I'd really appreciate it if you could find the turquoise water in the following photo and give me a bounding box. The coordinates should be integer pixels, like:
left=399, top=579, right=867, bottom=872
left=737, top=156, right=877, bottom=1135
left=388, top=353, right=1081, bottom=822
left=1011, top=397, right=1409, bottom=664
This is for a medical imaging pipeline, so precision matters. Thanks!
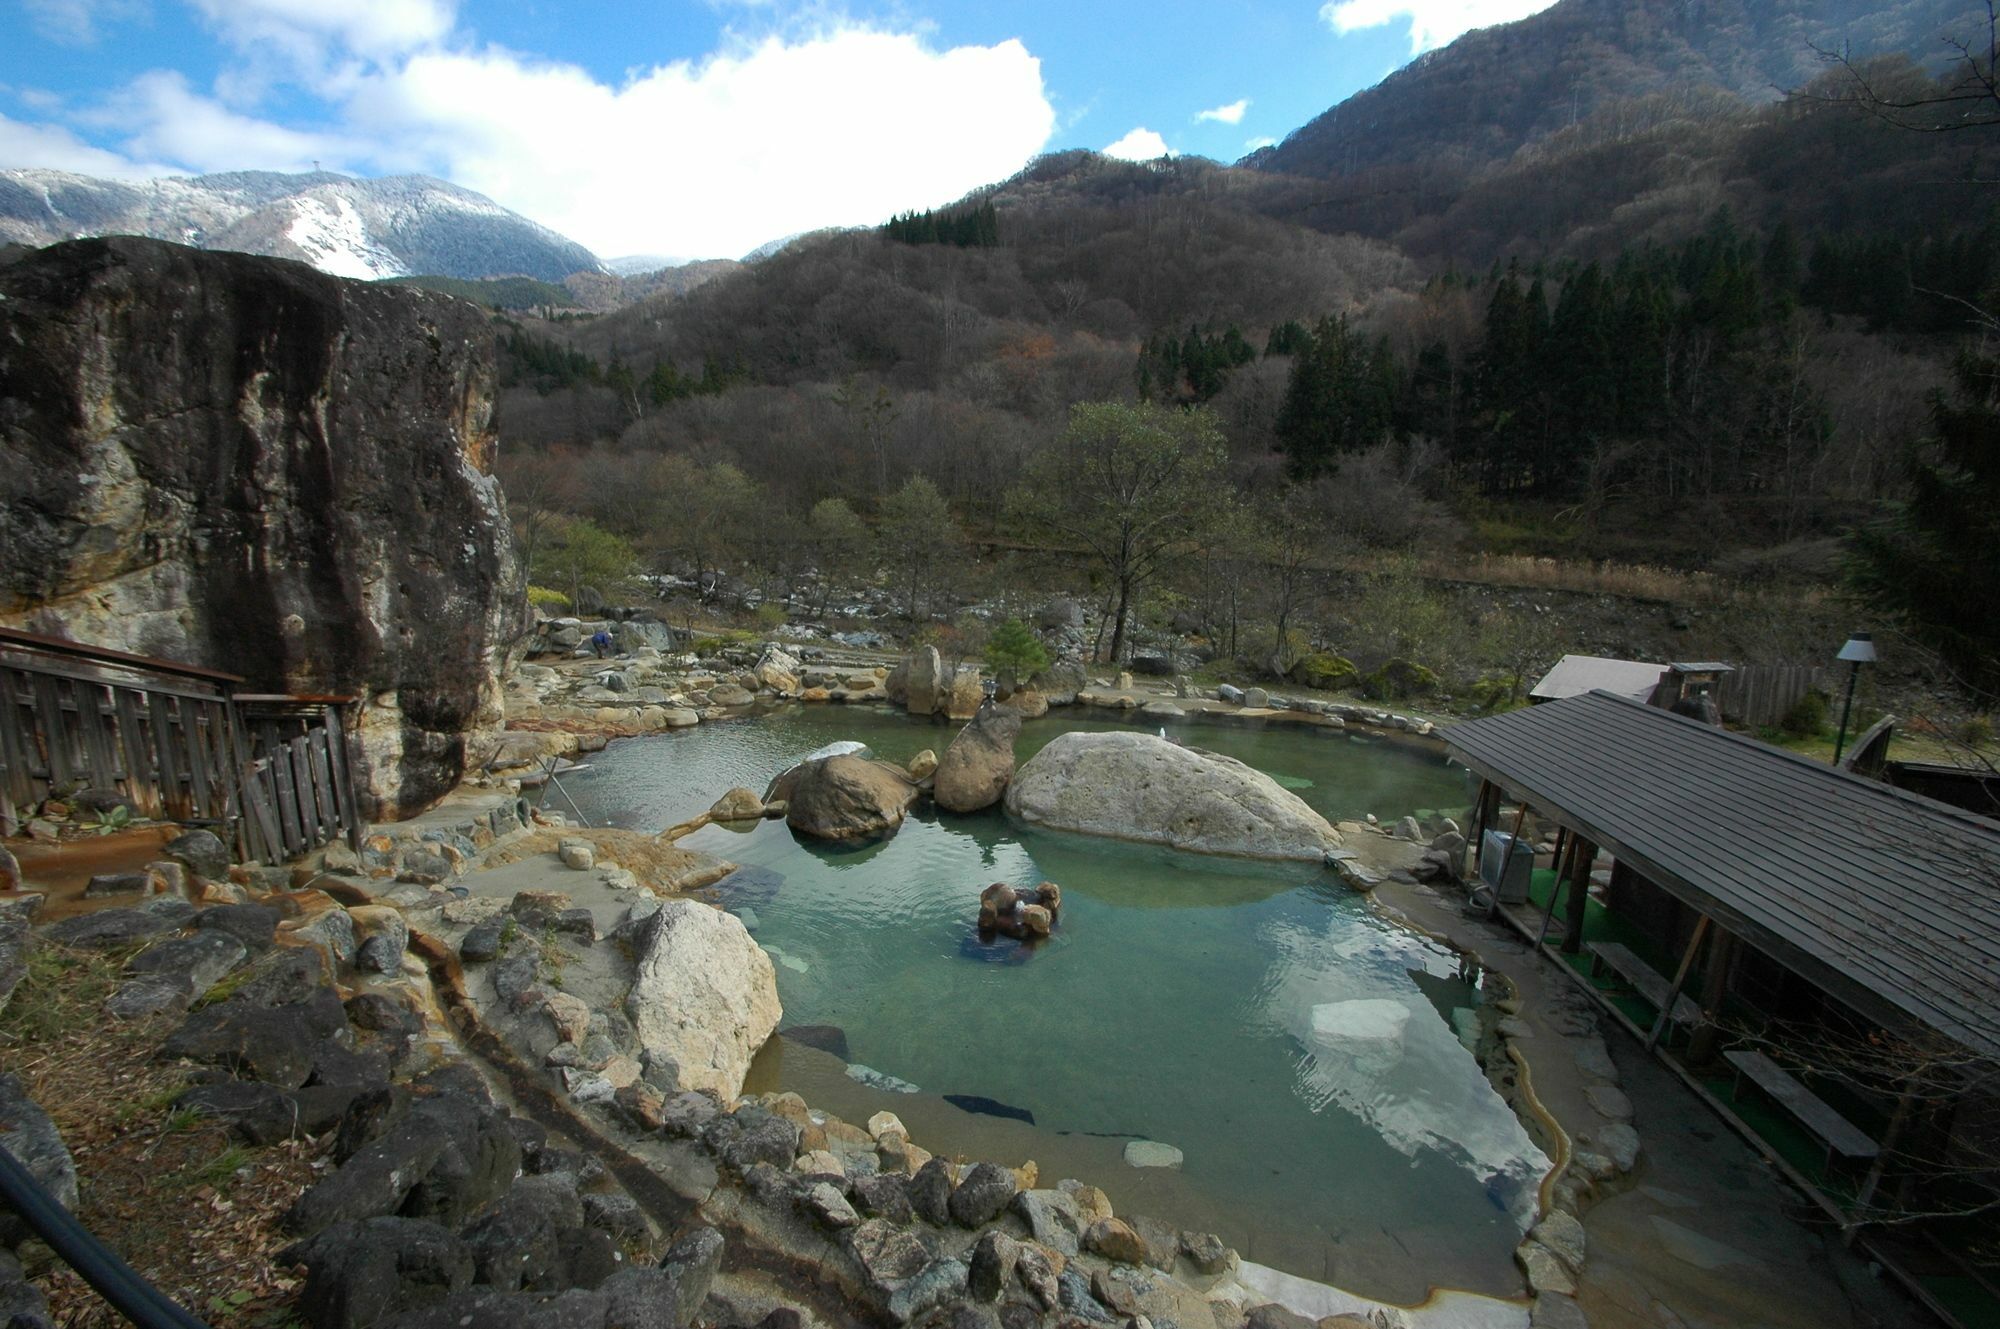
left=564, top=706, right=1548, bottom=1302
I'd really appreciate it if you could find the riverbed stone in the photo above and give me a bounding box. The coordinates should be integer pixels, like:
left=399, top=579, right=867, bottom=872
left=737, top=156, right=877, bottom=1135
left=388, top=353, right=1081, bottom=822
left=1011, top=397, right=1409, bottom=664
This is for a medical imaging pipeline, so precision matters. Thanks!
left=1122, top=1140, right=1183, bottom=1169
left=908, top=1156, right=955, bottom=1226
left=710, top=788, right=767, bottom=821
left=1014, top=1190, right=1082, bottom=1255
left=1530, top=1210, right=1587, bottom=1273
left=1586, top=1084, right=1634, bottom=1121
left=1007, top=731, right=1341, bottom=861
left=934, top=706, right=1022, bottom=814
left=769, top=756, right=920, bottom=841
left=1181, top=1231, right=1232, bottom=1275
left=1516, top=1240, right=1577, bottom=1296
left=804, top=1181, right=861, bottom=1230
left=1083, top=1218, right=1148, bottom=1265
left=626, top=900, right=780, bottom=1100
left=948, top=1161, right=1018, bottom=1227
left=0, top=1073, right=76, bottom=1245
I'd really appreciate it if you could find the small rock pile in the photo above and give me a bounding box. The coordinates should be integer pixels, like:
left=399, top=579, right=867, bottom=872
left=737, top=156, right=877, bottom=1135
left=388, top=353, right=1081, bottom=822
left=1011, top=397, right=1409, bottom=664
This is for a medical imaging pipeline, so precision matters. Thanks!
left=976, top=882, right=1063, bottom=941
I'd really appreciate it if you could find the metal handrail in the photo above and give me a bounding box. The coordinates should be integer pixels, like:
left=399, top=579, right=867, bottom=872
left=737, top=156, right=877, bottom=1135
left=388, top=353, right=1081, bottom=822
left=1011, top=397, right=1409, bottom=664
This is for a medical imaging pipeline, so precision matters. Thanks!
left=0, top=1142, right=212, bottom=1329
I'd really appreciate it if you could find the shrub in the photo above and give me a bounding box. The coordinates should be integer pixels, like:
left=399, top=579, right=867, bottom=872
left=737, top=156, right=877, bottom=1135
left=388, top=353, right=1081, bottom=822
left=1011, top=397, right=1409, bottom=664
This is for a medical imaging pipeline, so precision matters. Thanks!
left=1779, top=689, right=1830, bottom=739
left=1469, top=674, right=1529, bottom=713
left=1959, top=713, right=1995, bottom=748
left=753, top=602, right=787, bottom=631
left=1294, top=652, right=1359, bottom=691
left=526, top=585, right=570, bottom=610
left=1362, top=657, right=1439, bottom=701
left=985, top=619, right=1050, bottom=681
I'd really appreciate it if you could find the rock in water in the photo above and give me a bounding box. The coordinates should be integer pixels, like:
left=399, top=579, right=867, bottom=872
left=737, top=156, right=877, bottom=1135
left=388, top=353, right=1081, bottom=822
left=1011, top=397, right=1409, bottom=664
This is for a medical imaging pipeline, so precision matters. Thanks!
left=626, top=900, right=781, bottom=1100
left=903, top=647, right=946, bottom=716
left=1003, top=731, right=1343, bottom=861
left=768, top=756, right=920, bottom=841
left=934, top=705, right=1023, bottom=814
left=0, top=237, right=525, bottom=820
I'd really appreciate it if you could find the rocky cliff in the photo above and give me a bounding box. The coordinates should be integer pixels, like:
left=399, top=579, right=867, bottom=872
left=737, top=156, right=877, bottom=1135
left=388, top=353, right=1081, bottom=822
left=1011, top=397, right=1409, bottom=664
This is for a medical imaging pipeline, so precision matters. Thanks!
left=0, top=236, right=526, bottom=819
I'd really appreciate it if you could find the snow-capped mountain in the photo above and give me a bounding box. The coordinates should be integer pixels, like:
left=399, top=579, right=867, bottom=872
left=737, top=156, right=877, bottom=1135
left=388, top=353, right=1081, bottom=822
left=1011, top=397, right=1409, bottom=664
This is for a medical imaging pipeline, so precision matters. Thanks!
left=0, top=169, right=602, bottom=281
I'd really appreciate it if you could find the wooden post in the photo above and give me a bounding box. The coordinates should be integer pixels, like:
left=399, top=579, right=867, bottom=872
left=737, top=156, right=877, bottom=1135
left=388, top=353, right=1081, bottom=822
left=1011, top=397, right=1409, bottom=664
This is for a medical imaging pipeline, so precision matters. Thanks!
left=1852, top=1080, right=1918, bottom=1224
left=1686, top=929, right=1737, bottom=1062
left=1470, top=779, right=1494, bottom=879
left=1646, top=914, right=1711, bottom=1049
left=1560, top=837, right=1594, bottom=955
left=1536, top=833, right=1578, bottom=948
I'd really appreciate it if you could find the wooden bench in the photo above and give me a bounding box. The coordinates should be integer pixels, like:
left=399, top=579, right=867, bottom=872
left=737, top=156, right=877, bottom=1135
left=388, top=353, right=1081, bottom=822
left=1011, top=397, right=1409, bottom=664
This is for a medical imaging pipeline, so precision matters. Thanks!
left=1724, top=1049, right=1879, bottom=1170
left=1586, top=941, right=1701, bottom=1033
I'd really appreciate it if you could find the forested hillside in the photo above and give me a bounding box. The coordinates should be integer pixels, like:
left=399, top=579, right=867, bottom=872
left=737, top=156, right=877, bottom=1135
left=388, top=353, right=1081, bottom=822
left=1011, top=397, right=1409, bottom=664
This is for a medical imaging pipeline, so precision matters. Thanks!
left=489, top=0, right=2000, bottom=705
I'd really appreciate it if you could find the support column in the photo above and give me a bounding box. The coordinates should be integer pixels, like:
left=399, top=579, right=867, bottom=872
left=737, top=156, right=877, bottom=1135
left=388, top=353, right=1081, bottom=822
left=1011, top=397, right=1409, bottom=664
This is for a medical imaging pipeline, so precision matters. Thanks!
left=1560, top=837, right=1595, bottom=954
left=1685, top=929, right=1737, bottom=1063
left=1647, top=914, right=1711, bottom=1050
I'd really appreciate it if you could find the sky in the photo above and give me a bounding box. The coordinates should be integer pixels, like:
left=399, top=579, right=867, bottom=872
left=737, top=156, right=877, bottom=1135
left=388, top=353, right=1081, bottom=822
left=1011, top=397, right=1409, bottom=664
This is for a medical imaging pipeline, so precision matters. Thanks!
left=0, top=0, right=1559, bottom=261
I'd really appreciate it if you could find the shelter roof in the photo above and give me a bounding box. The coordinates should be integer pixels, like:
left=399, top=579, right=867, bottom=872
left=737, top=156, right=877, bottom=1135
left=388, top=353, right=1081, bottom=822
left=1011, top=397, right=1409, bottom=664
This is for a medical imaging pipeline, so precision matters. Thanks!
left=1528, top=654, right=1668, bottom=704
left=1445, top=691, right=2000, bottom=1059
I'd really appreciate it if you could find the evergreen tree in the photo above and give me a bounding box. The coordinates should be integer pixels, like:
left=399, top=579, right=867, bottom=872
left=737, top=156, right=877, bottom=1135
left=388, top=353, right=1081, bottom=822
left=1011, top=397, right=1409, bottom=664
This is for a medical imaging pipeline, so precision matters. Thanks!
left=1849, top=349, right=2000, bottom=697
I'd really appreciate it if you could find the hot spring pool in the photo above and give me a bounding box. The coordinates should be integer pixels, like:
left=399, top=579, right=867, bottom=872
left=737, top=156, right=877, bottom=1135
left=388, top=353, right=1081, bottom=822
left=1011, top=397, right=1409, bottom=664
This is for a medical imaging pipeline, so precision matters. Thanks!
left=562, top=705, right=1550, bottom=1303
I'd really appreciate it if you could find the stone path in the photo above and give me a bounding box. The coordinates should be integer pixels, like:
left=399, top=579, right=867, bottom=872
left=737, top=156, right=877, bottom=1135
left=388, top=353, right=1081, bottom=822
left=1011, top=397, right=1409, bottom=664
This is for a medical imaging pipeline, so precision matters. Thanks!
left=1373, top=880, right=1923, bottom=1329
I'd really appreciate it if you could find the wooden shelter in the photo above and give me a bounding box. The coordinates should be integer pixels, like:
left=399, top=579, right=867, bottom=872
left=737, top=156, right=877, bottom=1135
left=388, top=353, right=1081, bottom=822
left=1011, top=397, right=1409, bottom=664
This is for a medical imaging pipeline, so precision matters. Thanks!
left=1444, top=691, right=2000, bottom=1322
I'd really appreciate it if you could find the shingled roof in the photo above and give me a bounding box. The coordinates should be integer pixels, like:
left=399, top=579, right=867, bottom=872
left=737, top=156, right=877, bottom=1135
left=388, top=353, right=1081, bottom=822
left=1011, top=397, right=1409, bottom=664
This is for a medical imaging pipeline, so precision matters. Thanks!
left=1445, top=691, right=2000, bottom=1060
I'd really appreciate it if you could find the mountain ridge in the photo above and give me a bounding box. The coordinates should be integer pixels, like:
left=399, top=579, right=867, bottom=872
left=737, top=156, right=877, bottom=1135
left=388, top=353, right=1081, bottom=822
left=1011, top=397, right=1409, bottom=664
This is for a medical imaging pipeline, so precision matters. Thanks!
left=0, top=168, right=603, bottom=283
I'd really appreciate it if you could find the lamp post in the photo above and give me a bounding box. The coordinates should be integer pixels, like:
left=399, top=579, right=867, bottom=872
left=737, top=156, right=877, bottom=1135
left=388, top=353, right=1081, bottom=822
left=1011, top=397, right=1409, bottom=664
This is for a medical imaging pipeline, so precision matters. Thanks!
left=1832, top=632, right=1877, bottom=763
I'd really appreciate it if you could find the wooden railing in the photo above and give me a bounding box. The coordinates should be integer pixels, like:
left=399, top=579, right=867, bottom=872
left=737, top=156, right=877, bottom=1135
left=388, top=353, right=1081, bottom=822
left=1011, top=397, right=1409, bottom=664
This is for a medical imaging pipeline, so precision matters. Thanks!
left=0, top=627, right=364, bottom=861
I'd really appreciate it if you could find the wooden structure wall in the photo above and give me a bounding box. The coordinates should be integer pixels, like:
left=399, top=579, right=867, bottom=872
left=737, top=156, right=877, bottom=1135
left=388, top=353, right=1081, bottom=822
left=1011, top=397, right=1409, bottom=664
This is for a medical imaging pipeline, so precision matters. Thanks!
left=0, top=627, right=364, bottom=861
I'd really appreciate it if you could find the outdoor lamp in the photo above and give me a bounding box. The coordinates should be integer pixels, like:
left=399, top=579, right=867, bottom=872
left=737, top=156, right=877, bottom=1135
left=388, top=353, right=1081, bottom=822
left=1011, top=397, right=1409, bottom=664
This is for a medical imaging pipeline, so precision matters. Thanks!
left=1832, top=632, right=1877, bottom=762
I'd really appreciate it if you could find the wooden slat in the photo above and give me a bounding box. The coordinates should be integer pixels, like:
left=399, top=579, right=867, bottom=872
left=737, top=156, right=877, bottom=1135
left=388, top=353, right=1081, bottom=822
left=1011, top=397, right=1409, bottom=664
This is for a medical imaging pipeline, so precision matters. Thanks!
left=147, top=693, right=187, bottom=820
left=31, top=674, right=73, bottom=787
left=287, top=735, right=321, bottom=846
left=327, top=705, right=367, bottom=849
left=241, top=762, right=283, bottom=863
left=265, top=727, right=302, bottom=857
left=113, top=689, right=158, bottom=818
left=185, top=702, right=217, bottom=815
left=0, top=667, right=38, bottom=807
left=308, top=728, right=339, bottom=840
left=77, top=682, right=122, bottom=794
left=0, top=624, right=243, bottom=684
left=0, top=654, right=229, bottom=706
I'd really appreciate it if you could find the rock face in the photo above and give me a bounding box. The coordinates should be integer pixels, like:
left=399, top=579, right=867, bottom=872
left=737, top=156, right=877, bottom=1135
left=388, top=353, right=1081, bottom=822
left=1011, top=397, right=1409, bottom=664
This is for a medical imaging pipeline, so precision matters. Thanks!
left=768, top=756, right=920, bottom=841
left=625, top=899, right=781, bottom=1100
left=1004, top=731, right=1342, bottom=861
left=933, top=705, right=1022, bottom=814
left=0, top=237, right=525, bottom=819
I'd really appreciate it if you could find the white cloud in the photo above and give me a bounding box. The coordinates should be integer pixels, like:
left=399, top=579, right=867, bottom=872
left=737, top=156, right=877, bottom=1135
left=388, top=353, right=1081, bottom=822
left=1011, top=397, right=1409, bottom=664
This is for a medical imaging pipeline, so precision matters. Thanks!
left=22, top=0, right=148, bottom=46
left=98, top=71, right=358, bottom=173
left=344, top=28, right=1055, bottom=256
left=1320, top=0, right=1557, bottom=54
left=0, top=111, right=172, bottom=177
left=1195, top=98, right=1248, bottom=125
left=1244, top=135, right=1277, bottom=150
left=187, top=0, right=456, bottom=64
left=5, top=16, right=1054, bottom=259
left=1102, top=127, right=1171, bottom=161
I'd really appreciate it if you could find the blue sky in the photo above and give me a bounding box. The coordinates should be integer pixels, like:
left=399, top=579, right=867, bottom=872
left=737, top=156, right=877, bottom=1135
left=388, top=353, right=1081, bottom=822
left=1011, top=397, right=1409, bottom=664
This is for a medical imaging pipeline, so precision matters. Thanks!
left=0, top=0, right=1556, bottom=259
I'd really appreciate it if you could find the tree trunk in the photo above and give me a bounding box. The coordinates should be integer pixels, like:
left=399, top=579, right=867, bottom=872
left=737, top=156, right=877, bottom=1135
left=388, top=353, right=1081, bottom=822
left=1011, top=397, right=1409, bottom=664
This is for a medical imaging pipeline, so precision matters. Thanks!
left=1108, top=578, right=1134, bottom=665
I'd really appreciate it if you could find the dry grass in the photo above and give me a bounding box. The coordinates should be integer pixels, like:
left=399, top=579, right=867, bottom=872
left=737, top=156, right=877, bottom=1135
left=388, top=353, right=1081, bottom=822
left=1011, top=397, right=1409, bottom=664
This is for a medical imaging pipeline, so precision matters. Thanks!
left=1417, top=551, right=1735, bottom=603
left=0, top=943, right=319, bottom=1328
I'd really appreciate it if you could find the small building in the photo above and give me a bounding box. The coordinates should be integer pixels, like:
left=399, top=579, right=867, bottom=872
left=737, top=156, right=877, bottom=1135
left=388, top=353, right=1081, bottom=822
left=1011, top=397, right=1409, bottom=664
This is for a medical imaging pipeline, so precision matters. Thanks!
left=1527, top=654, right=1668, bottom=706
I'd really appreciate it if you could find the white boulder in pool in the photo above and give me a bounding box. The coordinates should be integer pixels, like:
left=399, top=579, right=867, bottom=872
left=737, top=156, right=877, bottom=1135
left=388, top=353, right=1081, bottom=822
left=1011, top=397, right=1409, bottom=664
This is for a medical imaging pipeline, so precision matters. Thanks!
left=1003, top=731, right=1342, bottom=861
left=805, top=739, right=869, bottom=761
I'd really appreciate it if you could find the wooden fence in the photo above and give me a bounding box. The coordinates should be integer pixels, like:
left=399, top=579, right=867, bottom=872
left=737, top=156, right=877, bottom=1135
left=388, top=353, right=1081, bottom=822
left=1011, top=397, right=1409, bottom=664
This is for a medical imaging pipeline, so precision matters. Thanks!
left=0, top=627, right=363, bottom=861
left=1715, top=664, right=1824, bottom=729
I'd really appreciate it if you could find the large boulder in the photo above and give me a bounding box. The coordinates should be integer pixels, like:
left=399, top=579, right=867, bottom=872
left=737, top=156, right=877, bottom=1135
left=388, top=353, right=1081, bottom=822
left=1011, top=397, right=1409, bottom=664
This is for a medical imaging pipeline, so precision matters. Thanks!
left=933, top=706, right=1022, bottom=814
left=625, top=900, right=780, bottom=1100
left=903, top=647, right=946, bottom=716
left=768, top=756, right=919, bottom=841
left=1004, top=731, right=1342, bottom=861
left=0, top=237, right=526, bottom=820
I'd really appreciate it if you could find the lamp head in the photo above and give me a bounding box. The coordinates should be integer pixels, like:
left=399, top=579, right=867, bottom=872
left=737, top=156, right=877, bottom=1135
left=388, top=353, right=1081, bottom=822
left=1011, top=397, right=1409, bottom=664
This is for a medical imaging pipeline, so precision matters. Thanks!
left=1837, top=632, right=1877, bottom=664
